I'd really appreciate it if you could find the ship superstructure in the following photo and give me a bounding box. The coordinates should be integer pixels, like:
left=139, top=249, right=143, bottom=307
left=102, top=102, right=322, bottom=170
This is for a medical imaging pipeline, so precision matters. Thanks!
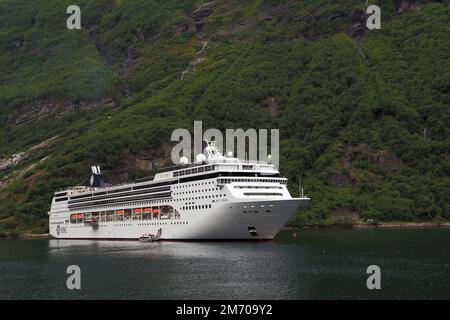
left=49, top=141, right=309, bottom=240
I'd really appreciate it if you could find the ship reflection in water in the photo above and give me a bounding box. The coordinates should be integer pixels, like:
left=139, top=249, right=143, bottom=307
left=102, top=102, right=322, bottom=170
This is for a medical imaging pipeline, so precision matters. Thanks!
left=1, top=229, right=450, bottom=299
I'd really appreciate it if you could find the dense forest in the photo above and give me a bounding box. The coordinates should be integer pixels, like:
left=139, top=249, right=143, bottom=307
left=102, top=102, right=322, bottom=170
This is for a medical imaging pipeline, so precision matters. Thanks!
left=0, top=0, right=449, bottom=236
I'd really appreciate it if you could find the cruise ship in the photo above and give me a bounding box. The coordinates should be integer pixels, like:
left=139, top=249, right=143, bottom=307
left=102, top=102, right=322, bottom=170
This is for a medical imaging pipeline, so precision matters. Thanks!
left=48, top=141, right=310, bottom=240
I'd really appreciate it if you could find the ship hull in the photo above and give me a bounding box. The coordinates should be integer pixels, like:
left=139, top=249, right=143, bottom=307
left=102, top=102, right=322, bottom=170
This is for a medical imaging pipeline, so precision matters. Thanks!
left=50, top=199, right=308, bottom=240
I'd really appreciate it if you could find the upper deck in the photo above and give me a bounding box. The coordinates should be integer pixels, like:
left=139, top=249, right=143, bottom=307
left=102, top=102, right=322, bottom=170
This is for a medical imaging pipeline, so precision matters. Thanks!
left=53, top=140, right=280, bottom=200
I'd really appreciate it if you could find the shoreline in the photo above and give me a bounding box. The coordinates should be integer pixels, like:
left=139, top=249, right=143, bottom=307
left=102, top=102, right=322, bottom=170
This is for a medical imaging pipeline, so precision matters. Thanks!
left=1, top=222, right=449, bottom=240
left=0, top=233, right=50, bottom=240
left=285, top=221, right=450, bottom=230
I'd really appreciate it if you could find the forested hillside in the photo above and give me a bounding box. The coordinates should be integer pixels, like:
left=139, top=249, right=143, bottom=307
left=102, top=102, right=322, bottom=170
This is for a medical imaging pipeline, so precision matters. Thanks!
left=0, top=0, right=449, bottom=236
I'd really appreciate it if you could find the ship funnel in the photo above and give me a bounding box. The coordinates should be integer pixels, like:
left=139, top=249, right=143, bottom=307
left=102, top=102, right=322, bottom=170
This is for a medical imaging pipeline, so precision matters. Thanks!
left=87, top=165, right=110, bottom=188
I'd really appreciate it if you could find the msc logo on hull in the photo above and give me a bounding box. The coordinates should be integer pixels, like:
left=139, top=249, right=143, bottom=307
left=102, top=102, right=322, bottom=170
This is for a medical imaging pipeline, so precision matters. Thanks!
left=56, top=225, right=67, bottom=236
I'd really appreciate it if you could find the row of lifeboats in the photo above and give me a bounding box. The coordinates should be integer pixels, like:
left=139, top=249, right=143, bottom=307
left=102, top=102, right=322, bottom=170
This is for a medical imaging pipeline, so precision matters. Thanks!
left=115, top=208, right=160, bottom=215
left=70, top=208, right=161, bottom=220
left=71, top=213, right=85, bottom=219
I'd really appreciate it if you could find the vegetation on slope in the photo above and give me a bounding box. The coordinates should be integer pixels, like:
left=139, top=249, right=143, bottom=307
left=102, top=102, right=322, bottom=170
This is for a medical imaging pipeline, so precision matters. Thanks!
left=0, top=0, right=449, bottom=236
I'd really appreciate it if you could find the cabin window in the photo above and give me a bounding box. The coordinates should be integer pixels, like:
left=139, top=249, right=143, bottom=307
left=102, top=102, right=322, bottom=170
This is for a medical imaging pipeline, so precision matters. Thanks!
left=55, top=192, right=67, bottom=197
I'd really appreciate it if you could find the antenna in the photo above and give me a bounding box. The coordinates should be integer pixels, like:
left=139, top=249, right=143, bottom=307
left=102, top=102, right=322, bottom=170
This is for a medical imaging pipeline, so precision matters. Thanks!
left=298, top=176, right=304, bottom=198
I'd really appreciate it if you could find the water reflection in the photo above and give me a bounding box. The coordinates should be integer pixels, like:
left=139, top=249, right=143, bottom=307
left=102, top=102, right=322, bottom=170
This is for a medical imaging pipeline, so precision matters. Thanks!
left=1, top=229, right=450, bottom=299
left=48, top=239, right=272, bottom=259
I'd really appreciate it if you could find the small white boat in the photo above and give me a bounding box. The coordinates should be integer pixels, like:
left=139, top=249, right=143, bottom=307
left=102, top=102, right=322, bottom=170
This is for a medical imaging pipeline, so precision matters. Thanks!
left=139, top=228, right=162, bottom=242
left=139, top=234, right=156, bottom=242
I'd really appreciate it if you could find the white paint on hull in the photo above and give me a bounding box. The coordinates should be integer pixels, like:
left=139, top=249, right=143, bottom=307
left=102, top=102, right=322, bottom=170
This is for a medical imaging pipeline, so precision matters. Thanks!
left=50, top=199, right=308, bottom=240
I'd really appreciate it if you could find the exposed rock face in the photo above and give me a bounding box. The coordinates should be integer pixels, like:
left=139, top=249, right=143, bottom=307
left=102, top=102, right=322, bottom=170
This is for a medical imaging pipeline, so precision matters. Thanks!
left=170, top=22, right=196, bottom=36
left=135, top=143, right=173, bottom=171
left=181, top=56, right=206, bottom=80
left=126, top=47, right=140, bottom=61
left=135, top=157, right=166, bottom=172
left=327, top=172, right=355, bottom=185
left=370, top=150, right=403, bottom=171
left=181, top=42, right=208, bottom=80
left=104, top=144, right=172, bottom=184
left=265, top=97, right=280, bottom=117
left=291, top=10, right=347, bottom=24
left=85, top=0, right=118, bottom=63
left=291, top=15, right=317, bottom=23
left=191, top=1, right=215, bottom=32
left=218, top=19, right=251, bottom=37
left=394, top=0, right=423, bottom=14
left=179, top=2, right=215, bottom=79
left=0, top=136, right=57, bottom=172
left=4, top=99, right=115, bottom=126
left=0, top=153, right=24, bottom=171
left=349, top=9, right=366, bottom=38
left=347, top=144, right=403, bottom=172
left=191, top=57, right=206, bottom=67
left=327, top=11, right=347, bottom=21
left=0, top=156, right=49, bottom=190
left=260, top=0, right=298, bottom=22
left=117, top=47, right=141, bottom=76
left=332, top=207, right=360, bottom=220
left=307, top=145, right=402, bottom=188
left=340, top=153, right=357, bottom=182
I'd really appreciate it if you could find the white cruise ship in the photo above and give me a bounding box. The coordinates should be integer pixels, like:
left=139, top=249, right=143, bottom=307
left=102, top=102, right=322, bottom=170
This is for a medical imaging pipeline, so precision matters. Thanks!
left=48, top=141, right=309, bottom=240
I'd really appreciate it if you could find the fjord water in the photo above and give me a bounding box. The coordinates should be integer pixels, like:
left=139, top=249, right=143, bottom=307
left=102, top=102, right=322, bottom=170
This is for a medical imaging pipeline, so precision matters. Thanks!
left=0, top=229, right=449, bottom=299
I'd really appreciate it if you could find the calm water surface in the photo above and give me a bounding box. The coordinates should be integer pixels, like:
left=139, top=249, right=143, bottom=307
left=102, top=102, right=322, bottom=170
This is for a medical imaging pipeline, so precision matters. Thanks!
left=0, top=229, right=449, bottom=299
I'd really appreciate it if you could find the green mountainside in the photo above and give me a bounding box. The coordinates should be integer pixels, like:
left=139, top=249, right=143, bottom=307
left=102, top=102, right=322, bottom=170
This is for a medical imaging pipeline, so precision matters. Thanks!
left=0, top=0, right=449, bottom=236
